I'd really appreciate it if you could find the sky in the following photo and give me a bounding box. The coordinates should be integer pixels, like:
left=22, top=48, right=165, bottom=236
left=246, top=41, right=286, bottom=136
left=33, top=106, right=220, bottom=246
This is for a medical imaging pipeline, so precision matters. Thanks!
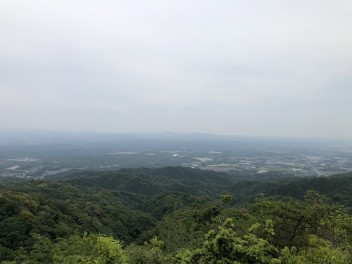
left=0, top=0, right=351, bottom=139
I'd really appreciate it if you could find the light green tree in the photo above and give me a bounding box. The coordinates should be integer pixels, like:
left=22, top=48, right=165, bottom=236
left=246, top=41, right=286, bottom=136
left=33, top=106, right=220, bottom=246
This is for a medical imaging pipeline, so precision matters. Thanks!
left=20, top=234, right=126, bottom=264
left=180, top=218, right=281, bottom=264
left=125, top=236, right=171, bottom=264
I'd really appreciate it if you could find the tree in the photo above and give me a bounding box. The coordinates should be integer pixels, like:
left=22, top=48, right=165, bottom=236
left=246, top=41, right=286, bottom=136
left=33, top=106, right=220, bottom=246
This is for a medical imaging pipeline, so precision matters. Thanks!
left=20, top=234, right=126, bottom=264
left=125, top=236, right=170, bottom=264
left=221, top=195, right=233, bottom=206
left=280, top=235, right=351, bottom=264
left=184, top=218, right=280, bottom=264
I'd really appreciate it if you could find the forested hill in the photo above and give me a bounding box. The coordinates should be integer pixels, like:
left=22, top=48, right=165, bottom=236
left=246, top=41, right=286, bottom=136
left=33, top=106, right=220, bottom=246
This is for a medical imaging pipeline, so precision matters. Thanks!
left=267, top=172, right=352, bottom=206
left=58, top=167, right=352, bottom=207
left=61, top=167, right=234, bottom=196
left=1, top=167, right=352, bottom=263
left=227, top=171, right=352, bottom=207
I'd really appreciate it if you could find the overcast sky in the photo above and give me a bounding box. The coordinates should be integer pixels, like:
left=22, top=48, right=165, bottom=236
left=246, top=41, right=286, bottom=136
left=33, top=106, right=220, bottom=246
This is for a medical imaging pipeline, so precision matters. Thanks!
left=0, top=0, right=351, bottom=139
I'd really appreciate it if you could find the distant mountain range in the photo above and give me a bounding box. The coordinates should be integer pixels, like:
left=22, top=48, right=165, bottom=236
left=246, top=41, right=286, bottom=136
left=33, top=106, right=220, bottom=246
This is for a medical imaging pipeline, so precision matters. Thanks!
left=1, top=128, right=351, bottom=149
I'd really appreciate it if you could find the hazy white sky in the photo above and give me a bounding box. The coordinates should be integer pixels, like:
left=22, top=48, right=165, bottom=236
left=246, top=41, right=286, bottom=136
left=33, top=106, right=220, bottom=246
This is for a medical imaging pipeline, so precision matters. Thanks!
left=0, top=0, right=351, bottom=138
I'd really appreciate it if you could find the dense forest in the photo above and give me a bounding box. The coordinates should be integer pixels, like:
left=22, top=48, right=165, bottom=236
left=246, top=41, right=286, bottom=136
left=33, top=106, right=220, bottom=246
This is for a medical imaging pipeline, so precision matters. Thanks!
left=1, top=167, right=351, bottom=263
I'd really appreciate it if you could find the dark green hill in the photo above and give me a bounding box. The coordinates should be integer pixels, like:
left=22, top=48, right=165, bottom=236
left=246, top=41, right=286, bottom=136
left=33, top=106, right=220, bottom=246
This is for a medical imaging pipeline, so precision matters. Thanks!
left=0, top=181, right=156, bottom=260
left=63, top=166, right=234, bottom=196
left=1, top=167, right=352, bottom=263
left=267, top=172, right=352, bottom=207
left=227, top=172, right=352, bottom=207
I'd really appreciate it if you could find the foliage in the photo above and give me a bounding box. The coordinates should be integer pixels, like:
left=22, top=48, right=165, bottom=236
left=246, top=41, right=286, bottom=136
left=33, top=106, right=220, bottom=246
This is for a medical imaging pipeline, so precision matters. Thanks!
left=186, top=218, right=281, bottom=264
left=125, top=236, right=171, bottom=264
left=0, top=181, right=155, bottom=261
left=17, top=234, right=126, bottom=264
left=280, top=235, right=352, bottom=264
left=0, top=167, right=351, bottom=263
